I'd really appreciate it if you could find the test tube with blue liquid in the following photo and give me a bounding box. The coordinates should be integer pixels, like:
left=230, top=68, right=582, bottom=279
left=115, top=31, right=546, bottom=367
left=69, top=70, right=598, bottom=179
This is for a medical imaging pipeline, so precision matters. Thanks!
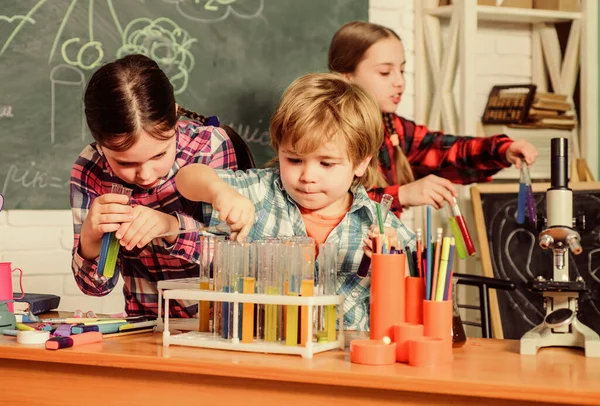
left=517, top=160, right=536, bottom=225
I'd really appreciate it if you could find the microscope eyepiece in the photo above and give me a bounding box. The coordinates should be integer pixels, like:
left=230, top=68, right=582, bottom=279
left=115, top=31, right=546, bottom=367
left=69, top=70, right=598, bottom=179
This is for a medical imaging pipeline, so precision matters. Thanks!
left=550, top=138, right=568, bottom=189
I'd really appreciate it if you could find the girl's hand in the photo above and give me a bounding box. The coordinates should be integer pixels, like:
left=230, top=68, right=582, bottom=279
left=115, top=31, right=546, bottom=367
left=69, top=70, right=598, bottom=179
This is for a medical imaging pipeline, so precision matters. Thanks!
left=397, top=175, right=458, bottom=209
left=506, top=139, right=538, bottom=169
left=81, top=193, right=133, bottom=242
left=212, top=185, right=255, bottom=241
left=116, top=206, right=178, bottom=250
left=362, top=226, right=399, bottom=258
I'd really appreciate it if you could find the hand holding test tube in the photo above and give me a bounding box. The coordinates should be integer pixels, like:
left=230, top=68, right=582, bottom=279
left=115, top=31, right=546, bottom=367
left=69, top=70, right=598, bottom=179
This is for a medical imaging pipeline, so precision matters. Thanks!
left=517, top=159, right=536, bottom=225
left=446, top=197, right=475, bottom=258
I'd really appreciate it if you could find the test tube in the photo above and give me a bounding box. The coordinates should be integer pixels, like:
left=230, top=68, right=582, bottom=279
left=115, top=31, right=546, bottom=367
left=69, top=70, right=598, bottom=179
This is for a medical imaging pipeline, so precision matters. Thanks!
left=212, top=238, right=224, bottom=338
left=318, top=242, right=338, bottom=343
left=300, top=242, right=315, bottom=347
left=198, top=235, right=212, bottom=332
left=285, top=243, right=301, bottom=346
left=447, top=197, right=475, bottom=257
left=356, top=194, right=394, bottom=277
left=98, top=184, right=132, bottom=278
left=238, top=242, right=256, bottom=343
left=255, top=241, right=267, bottom=340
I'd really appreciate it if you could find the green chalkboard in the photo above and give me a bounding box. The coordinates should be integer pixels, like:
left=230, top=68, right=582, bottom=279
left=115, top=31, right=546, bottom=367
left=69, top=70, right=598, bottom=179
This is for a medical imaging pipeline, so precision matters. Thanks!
left=0, top=0, right=367, bottom=209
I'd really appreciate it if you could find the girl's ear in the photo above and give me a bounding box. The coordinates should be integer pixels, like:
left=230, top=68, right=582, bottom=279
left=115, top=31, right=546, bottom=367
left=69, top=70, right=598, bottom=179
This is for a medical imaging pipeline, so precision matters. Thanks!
left=341, top=72, right=354, bottom=82
left=175, top=103, right=179, bottom=114
left=354, top=156, right=372, bottom=177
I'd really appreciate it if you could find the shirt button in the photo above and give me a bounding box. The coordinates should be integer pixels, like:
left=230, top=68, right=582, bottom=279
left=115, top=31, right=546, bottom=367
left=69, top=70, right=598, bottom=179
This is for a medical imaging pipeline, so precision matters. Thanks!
left=351, top=291, right=359, bottom=298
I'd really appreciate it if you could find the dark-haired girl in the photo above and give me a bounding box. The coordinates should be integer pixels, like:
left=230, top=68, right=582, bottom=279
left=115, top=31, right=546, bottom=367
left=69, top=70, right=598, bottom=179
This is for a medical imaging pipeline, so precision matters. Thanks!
left=70, top=54, right=237, bottom=317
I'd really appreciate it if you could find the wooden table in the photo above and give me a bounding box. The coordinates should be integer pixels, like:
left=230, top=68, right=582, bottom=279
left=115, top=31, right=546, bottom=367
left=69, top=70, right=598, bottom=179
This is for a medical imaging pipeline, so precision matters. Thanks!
left=1, top=332, right=599, bottom=406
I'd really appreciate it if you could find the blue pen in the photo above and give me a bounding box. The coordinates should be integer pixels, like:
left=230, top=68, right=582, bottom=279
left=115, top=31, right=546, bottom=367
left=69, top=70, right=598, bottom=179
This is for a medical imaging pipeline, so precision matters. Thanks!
left=425, top=206, right=432, bottom=300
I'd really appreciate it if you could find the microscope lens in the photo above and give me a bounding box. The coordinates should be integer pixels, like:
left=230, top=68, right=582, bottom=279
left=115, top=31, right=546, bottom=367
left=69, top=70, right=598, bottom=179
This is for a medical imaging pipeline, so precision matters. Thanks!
left=550, top=138, right=568, bottom=189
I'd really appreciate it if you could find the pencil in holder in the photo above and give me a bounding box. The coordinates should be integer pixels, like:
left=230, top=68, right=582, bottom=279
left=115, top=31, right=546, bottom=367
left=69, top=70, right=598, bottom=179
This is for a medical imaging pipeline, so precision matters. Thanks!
left=393, top=322, right=424, bottom=363
left=405, top=276, right=424, bottom=324
left=423, top=299, right=453, bottom=362
left=369, top=253, right=405, bottom=341
left=408, top=336, right=450, bottom=368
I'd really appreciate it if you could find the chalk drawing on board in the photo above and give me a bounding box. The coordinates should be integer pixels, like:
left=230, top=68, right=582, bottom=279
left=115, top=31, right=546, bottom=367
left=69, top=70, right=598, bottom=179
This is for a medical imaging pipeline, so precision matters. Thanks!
left=116, top=18, right=197, bottom=95
left=489, top=201, right=545, bottom=328
left=50, top=64, right=86, bottom=144
left=0, top=106, right=13, bottom=118
left=0, top=0, right=45, bottom=56
left=166, top=0, right=264, bottom=23
left=228, top=122, right=270, bottom=146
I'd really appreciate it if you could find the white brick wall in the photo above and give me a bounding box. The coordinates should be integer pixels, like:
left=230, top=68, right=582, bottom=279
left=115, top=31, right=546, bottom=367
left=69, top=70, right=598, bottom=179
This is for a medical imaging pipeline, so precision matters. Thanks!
left=0, top=1, right=535, bottom=326
left=1, top=210, right=125, bottom=314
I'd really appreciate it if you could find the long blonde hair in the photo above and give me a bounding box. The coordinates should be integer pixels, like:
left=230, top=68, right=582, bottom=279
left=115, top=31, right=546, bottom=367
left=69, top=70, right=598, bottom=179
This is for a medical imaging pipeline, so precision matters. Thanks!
left=328, top=21, right=415, bottom=186
left=269, top=73, right=383, bottom=187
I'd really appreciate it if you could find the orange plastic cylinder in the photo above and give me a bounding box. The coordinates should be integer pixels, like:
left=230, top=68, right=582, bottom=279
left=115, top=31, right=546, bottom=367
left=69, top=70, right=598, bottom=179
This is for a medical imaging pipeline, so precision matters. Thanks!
left=423, top=299, right=453, bottom=362
left=405, top=276, right=424, bottom=324
left=370, top=254, right=405, bottom=341
left=408, top=336, right=450, bottom=368
left=350, top=339, right=397, bottom=365
left=393, top=322, right=424, bottom=363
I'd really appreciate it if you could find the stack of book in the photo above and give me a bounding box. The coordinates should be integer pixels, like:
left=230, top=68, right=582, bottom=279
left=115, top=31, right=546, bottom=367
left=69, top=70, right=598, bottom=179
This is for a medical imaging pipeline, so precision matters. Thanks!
left=516, top=92, right=576, bottom=130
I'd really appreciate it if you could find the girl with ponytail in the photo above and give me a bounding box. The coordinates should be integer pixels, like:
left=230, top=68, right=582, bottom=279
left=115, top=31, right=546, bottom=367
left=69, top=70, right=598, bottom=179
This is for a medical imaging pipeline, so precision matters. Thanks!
left=329, top=21, right=538, bottom=216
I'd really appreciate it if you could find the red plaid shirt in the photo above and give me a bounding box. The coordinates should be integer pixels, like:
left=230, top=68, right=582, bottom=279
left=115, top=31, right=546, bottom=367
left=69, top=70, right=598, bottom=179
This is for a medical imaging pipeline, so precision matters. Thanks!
left=70, top=121, right=237, bottom=317
left=369, top=115, right=512, bottom=214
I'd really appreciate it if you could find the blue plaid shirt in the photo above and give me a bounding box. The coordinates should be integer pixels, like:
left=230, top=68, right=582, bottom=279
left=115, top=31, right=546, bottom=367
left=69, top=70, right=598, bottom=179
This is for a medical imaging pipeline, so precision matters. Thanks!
left=208, top=168, right=416, bottom=331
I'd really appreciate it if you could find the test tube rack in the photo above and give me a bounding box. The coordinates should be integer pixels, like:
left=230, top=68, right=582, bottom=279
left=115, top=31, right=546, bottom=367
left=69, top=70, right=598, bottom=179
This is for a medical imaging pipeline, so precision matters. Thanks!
left=162, top=288, right=345, bottom=359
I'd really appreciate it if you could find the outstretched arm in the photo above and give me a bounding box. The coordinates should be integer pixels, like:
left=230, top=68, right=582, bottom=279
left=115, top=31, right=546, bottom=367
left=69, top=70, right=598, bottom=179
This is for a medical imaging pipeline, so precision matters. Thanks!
left=176, top=164, right=255, bottom=241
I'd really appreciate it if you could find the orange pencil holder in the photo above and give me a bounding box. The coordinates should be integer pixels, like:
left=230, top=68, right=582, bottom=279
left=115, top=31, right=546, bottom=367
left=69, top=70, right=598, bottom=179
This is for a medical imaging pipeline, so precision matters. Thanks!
left=405, top=276, right=424, bottom=324
left=393, top=322, right=424, bottom=363
left=408, top=336, right=449, bottom=368
left=370, top=254, right=406, bottom=341
left=423, top=299, right=453, bottom=363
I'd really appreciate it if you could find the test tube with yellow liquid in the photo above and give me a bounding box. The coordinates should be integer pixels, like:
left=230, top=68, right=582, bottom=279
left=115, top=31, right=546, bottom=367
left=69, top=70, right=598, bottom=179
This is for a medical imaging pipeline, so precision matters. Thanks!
left=285, top=243, right=301, bottom=346
left=318, top=242, right=337, bottom=343
left=299, top=242, right=315, bottom=347
left=261, top=242, right=280, bottom=342
left=198, top=236, right=212, bottom=333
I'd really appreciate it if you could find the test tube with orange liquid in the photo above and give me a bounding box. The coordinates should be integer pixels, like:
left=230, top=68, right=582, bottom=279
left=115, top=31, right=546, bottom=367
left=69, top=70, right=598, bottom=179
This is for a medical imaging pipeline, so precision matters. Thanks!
left=198, top=235, right=212, bottom=332
left=238, top=242, right=256, bottom=343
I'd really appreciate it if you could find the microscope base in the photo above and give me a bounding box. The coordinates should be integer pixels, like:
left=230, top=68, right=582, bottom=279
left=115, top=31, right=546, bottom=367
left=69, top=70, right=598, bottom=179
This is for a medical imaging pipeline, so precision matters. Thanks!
left=520, top=318, right=600, bottom=357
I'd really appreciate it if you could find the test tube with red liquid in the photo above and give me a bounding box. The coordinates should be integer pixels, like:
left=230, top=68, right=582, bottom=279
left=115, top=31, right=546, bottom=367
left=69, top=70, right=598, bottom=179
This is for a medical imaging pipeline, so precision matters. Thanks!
left=447, top=197, right=475, bottom=257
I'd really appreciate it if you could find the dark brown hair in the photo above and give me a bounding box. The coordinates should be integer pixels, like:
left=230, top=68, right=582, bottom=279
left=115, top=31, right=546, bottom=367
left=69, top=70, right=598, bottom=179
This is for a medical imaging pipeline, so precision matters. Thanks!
left=328, top=21, right=415, bottom=186
left=84, top=54, right=208, bottom=151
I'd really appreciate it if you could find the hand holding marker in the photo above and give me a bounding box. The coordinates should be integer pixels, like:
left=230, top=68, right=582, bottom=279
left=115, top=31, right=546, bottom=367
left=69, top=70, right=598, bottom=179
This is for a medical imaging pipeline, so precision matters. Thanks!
left=357, top=194, right=394, bottom=278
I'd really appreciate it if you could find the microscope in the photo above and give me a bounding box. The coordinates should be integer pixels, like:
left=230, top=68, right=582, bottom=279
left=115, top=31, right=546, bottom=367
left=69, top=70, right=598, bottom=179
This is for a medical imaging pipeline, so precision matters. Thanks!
left=520, top=138, right=600, bottom=357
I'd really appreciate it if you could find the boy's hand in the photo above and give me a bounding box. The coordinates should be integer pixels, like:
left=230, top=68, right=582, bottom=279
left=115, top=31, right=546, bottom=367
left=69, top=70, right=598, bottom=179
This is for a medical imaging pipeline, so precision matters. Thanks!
left=506, top=139, right=538, bottom=168
left=116, top=206, right=178, bottom=250
left=82, top=193, right=133, bottom=242
left=362, top=226, right=399, bottom=258
left=213, top=185, right=255, bottom=241
left=398, top=175, right=458, bottom=209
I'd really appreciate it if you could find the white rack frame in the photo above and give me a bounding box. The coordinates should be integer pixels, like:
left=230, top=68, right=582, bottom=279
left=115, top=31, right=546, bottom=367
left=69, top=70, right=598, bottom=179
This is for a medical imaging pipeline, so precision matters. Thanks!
left=162, top=288, right=345, bottom=359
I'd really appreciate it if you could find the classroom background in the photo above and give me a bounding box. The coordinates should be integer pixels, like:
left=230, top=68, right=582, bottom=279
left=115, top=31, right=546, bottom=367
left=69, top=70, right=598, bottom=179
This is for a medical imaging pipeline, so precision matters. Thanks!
left=1, top=0, right=598, bottom=333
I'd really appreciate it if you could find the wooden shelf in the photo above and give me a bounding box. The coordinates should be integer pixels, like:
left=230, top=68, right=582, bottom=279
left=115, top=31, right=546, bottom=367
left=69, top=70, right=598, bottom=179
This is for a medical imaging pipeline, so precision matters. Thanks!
left=426, top=5, right=581, bottom=24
